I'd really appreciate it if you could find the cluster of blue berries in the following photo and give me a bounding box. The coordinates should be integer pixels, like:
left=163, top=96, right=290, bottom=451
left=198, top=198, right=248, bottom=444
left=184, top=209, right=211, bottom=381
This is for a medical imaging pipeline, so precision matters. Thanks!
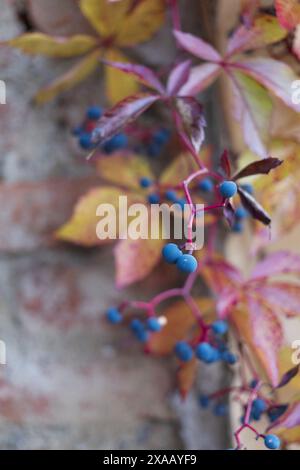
left=139, top=178, right=187, bottom=209
left=146, top=128, right=171, bottom=157
left=106, top=306, right=162, bottom=343
left=73, top=106, right=128, bottom=153
left=198, top=394, right=228, bottom=417
left=174, top=321, right=237, bottom=365
left=232, top=206, right=248, bottom=233
left=162, top=243, right=198, bottom=274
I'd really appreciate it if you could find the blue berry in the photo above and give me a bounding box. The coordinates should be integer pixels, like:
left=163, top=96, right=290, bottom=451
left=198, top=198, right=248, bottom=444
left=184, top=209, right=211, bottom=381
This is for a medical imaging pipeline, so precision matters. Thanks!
left=241, top=183, right=254, bottom=195
left=176, top=254, right=198, bottom=274
left=165, top=190, right=177, bottom=202
left=106, top=307, right=122, bottom=324
left=162, top=243, right=183, bottom=264
left=147, top=317, right=162, bottom=332
left=222, top=350, right=237, bottom=365
left=104, top=133, right=128, bottom=153
left=196, top=342, right=215, bottom=363
left=135, top=328, right=149, bottom=343
left=140, top=177, right=152, bottom=188
left=86, top=105, right=102, bottom=120
left=153, top=128, right=171, bottom=145
left=130, top=318, right=144, bottom=333
left=174, top=341, right=194, bottom=362
left=253, top=398, right=267, bottom=414
left=232, top=221, right=243, bottom=233
left=214, top=403, right=228, bottom=416
left=264, top=434, right=281, bottom=450
left=148, top=193, right=160, bottom=204
left=199, top=395, right=210, bottom=408
left=79, top=132, right=94, bottom=150
left=198, top=178, right=213, bottom=192
left=249, top=379, right=258, bottom=389
left=212, top=320, right=228, bottom=336
left=235, top=206, right=247, bottom=219
left=219, top=181, right=238, bottom=199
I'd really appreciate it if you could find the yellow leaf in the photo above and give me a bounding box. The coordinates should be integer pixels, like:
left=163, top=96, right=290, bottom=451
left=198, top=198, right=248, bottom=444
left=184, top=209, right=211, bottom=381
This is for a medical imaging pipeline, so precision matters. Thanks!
left=56, top=186, right=134, bottom=246
left=104, top=48, right=139, bottom=104
left=96, top=152, right=154, bottom=190
left=6, top=33, right=98, bottom=57
left=35, top=48, right=101, bottom=103
left=116, top=0, right=165, bottom=46
left=79, top=0, right=130, bottom=38
left=251, top=14, right=288, bottom=49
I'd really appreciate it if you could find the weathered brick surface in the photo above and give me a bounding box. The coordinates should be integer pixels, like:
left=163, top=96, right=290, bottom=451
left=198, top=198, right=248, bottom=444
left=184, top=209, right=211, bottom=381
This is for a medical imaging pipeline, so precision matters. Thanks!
left=0, top=0, right=227, bottom=449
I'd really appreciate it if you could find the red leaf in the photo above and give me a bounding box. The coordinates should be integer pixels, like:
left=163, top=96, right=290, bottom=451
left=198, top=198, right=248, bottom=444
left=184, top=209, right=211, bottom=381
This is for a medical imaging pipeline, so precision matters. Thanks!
left=91, top=93, right=160, bottom=147
left=177, top=359, right=198, bottom=399
left=234, top=57, right=300, bottom=112
left=220, top=150, right=231, bottom=178
left=179, top=63, right=221, bottom=96
left=233, top=157, right=283, bottom=180
left=238, top=186, right=271, bottom=225
left=247, top=296, right=283, bottom=386
left=216, top=288, right=238, bottom=319
left=253, top=282, right=300, bottom=317
left=103, top=60, right=165, bottom=93
left=251, top=251, right=300, bottom=280
left=173, top=30, right=222, bottom=62
left=175, top=96, right=206, bottom=154
left=167, top=60, right=191, bottom=96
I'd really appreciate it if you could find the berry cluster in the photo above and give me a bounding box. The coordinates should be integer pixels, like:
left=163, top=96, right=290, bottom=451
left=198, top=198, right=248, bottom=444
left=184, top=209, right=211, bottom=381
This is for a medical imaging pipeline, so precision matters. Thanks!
left=146, top=128, right=171, bottom=157
left=73, top=106, right=128, bottom=153
left=199, top=394, right=228, bottom=417
left=162, top=243, right=198, bottom=274
left=174, top=320, right=237, bottom=365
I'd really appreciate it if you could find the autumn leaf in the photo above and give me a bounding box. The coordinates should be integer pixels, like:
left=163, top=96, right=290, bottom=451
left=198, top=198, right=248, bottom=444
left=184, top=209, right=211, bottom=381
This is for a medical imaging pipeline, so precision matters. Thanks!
left=231, top=298, right=283, bottom=387
left=6, top=0, right=165, bottom=103
left=159, top=148, right=212, bottom=186
left=6, top=33, right=97, bottom=57
left=275, top=0, right=300, bottom=30
left=175, top=97, right=206, bottom=155
left=55, top=186, right=135, bottom=246
left=268, top=397, right=300, bottom=444
left=96, top=152, right=154, bottom=190
left=114, top=211, right=165, bottom=288
left=148, top=298, right=213, bottom=355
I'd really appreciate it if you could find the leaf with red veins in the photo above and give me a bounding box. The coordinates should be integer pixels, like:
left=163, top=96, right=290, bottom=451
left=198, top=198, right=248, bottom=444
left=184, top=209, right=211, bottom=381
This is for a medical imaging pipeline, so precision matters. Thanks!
left=216, top=288, right=238, bottom=319
left=91, top=93, right=160, bottom=147
left=251, top=251, right=300, bottom=280
left=173, top=30, right=222, bottom=62
left=233, top=157, right=283, bottom=180
left=178, top=63, right=221, bottom=96
left=103, top=60, right=165, bottom=93
left=229, top=71, right=272, bottom=158
left=275, top=0, right=300, bottom=30
left=238, top=186, right=271, bottom=225
left=233, top=296, right=283, bottom=387
left=220, top=150, right=231, bottom=178
left=234, top=57, right=300, bottom=113
left=175, top=97, right=206, bottom=154
left=202, top=255, right=243, bottom=294
left=277, top=365, right=300, bottom=389
left=253, top=282, right=300, bottom=318
left=167, top=60, right=191, bottom=96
